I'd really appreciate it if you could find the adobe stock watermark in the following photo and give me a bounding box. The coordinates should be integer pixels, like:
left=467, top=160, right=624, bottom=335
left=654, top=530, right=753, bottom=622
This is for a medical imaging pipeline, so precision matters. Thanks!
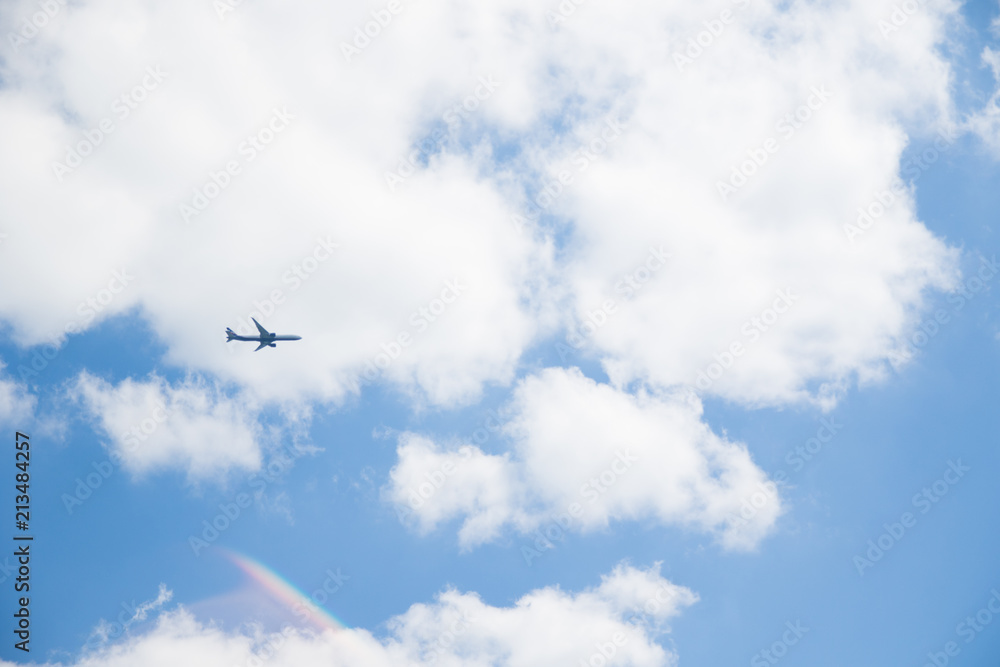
left=356, top=278, right=467, bottom=387
left=921, top=587, right=1000, bottom=667
left=62, top=401, right=174, bottom=514
left=545, top=0, right=595, bottom=28
left=120, top=400, right=174, bottom=451
left=394, top=408, right=506, bottom=524
left=464, top=408, right=507, bottom=448
left=750, top=621, right=809, bottom=667
left=51, top=66, right=168, bottom=182
left=7, top=0, right=67, bottom=53
left=622, top=582, right=688, bottom=630
left=394, top=446, right=475, bottom=523
left=728, top=416, right=844, bottom=530
left=852, top=459, right=969, bottom=576
left=843, top=127, right=957, bottom=243
left=385, top=75, right=501, bottom=192
left=340, top=0, right=408, bottom=63
left=878, top=0, right=932, bottom=39
left=887, top=255, right=998, bottom=369
left=521, top=450, right=638, bottom=566
left=214, top=0, right=248, bottom=21
left=16, top=269, right=134, bottom=382
left=673, top=0, right=753, bottom=72
left=189, top=441, right=313, bottom=556
left=556, top=246, right=671, bottom=361
left=179, top=107, right=294, bottom=223
left=511, top=115, right=626, bottom=235
left=578, top=631, right=629, bottom=667
left=75, top=269, right=136, bottom=329
left=716, top=85, right=832, bottom=202
left=692, top=288, right=797, bottom=391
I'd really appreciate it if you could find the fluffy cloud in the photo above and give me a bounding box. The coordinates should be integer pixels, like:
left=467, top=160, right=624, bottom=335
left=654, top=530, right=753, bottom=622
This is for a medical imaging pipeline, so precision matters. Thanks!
left=3, top=563, right=695, bottom=667
left=0, top=0, right=548, bottom=409
left=967, top=45, right=1000, bottom=153
left=70, top=372, right=263, bottom=480
left=0, top=361, right=35, bottom=426
left=387, top=367, right=781, bottom=551
left=386, top=433, right=530, bottom=546
left=0, top=0, right=965, bottom=413
left=546, top=1, right=962, bottom=409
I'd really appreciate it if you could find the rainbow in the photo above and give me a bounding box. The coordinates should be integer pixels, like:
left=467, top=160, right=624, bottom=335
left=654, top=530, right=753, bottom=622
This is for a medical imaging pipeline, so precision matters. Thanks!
left=221, top=549, right=349, bottom=634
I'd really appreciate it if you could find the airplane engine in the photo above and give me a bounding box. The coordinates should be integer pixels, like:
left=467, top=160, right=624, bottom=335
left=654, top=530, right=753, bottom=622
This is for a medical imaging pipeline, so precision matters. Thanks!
left=269, top=343, right=276, bottom=347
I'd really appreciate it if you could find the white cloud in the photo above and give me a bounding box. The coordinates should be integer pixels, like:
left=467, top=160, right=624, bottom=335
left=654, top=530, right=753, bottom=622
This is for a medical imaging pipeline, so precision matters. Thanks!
left=70, top=372, right=263, bottom=480
left=967, top=46, right=1000, bottom=152
left=387, top=367, right=781, bottom=551
left=0, top=0, right=965, bottom=414
left=0, top=361, right=35, bottom=426
left=2, top=562, right=694, bottom=667
left=87, top=584, right=174, bottom=651
left=544, top=0, right=962, bottom=409
left=385, top=433, right=530, bottom=546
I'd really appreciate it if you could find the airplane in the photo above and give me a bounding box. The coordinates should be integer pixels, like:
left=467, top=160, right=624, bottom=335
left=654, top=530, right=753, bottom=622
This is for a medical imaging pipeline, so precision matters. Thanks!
left=226, top=318, right=302, bottom=351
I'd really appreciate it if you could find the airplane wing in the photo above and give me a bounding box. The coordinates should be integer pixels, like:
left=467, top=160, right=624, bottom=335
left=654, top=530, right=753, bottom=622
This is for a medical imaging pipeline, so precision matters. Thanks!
left=252, top=318, right=270, bottom=337
left=254, top=341, right=269, bottom=352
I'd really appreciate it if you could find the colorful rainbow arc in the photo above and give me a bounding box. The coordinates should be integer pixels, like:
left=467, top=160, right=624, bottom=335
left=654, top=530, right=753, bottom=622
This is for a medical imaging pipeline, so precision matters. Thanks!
left=221, top=549, right=348, bottom=634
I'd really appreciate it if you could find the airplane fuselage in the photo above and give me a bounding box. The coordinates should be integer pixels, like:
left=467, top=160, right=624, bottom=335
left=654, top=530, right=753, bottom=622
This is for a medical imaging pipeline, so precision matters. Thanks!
left=227, top=334, right=302, bottom=342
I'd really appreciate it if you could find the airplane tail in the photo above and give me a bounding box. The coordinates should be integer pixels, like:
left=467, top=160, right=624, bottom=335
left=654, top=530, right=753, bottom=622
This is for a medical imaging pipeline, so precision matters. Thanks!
left=226, top=327, right=237, bottom=342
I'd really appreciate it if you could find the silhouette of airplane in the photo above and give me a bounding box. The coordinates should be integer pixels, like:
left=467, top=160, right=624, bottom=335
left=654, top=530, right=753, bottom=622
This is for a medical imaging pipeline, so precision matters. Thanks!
left=226, top=318, right=302, bottom=351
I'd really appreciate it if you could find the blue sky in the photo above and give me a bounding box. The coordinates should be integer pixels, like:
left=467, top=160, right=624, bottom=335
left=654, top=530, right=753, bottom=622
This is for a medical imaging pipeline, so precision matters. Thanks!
left=2, top=0, right=1000, bottom=665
